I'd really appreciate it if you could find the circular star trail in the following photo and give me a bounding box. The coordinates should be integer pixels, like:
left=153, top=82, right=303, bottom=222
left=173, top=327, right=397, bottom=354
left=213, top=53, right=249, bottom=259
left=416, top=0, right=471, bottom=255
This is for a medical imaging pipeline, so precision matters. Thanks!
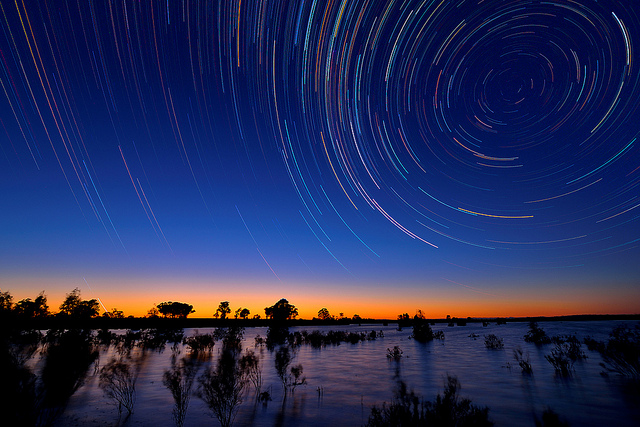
left=264, top=0, right=640, bottom=259
left=1, top=0, right=639, bottom=304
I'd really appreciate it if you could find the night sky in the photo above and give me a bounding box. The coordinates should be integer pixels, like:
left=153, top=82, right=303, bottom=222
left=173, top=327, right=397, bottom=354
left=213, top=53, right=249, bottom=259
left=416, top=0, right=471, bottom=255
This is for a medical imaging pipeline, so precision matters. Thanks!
left=1, top=0, right=639, bottom=318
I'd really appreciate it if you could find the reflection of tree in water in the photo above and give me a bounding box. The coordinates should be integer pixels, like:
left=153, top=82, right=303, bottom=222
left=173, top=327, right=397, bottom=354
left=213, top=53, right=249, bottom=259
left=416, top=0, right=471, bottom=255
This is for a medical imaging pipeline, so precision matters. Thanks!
left=39, top=329, right=99, bottom=425
left=1, top=329, right=40, bottom=426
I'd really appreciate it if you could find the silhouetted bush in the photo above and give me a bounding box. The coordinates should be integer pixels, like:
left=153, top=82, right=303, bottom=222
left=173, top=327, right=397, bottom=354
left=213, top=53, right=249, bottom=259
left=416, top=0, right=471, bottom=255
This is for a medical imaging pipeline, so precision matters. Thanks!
left=258, top=390, right=272, bottom=405
left=514, top=348, right=533, bottom=374
left=164, top=357, right=197, bottom=427
left=198, top=348, right=248, bottom=427
left=289, top=364, right=306, bottom=393
left=524, top=321, right=551, bottom=344
left=115, top=329, right=142, bottom=356
left=484, top=334, right=504, bottom=349
left=99, top=358, right=138, bottom=417
left=545, top=343, right=575, bottom=377
left=183, top=330, right=216, bottom=358
left=274, top=346, right=306, bottom=396
left=367, top=376, right=493, bottom=426
left=266, top=325, right=290, bottom=348
left=551, top=335, right=586, bottom=361
left=220, top=326, right=245, bottom=352
left=411, top=322, right=435, bottom=343
left=290, top=329, right=380, bottom=348
left=96, top=328, right=117, bottom=347
left=239, top=350, right=262, bottom=395
left=387, top=346, right=403, bottom=360
left=140, top=328, right=174, bottom=351
left=254, top=334, right=266, bottom=347
left=587, top=325, right=640, bottom=379
left=534, top=408, right=570, bottom=427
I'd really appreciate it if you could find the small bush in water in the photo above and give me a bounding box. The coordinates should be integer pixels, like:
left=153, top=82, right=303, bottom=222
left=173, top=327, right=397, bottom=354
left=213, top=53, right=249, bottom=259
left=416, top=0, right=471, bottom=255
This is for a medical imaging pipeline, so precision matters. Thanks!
left=367, top=376, right=493, bottom=426
left=484, top=334, right=504, bottom=349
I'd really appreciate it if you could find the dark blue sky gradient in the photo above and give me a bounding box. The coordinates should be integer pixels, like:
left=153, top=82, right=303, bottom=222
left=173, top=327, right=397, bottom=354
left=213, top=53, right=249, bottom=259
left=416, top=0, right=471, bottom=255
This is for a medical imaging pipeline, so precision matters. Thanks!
left=1, top=1, right=639, bottom=317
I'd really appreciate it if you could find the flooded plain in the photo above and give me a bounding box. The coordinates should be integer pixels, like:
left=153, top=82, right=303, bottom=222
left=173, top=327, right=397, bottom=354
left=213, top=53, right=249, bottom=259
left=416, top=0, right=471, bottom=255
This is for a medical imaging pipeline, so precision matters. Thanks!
left=35, top=320, right=640, bottom=426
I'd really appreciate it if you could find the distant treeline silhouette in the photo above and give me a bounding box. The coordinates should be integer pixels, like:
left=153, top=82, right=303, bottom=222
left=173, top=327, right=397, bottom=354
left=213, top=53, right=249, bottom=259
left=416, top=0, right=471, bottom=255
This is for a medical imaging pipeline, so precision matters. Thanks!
left=2, top=288, right=639, bottom=328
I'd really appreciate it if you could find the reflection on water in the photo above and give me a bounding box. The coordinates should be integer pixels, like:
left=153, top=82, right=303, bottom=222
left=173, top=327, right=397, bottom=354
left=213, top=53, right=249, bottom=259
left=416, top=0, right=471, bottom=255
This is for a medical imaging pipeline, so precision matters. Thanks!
left=45, top=321, right=639, bottom=426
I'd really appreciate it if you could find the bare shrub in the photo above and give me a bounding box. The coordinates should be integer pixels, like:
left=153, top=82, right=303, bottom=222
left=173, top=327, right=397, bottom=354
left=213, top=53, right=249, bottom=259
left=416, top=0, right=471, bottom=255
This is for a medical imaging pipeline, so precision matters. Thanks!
left=274, top=346, right=306, bottom=396
left=514, top=348, right=533, bottom=374
left=524, top=321, right=551, bottom=345
left=197, top=349, right=248, bottom=427
left=545, top=343, right=574, bottom=377
left=386, top=346, right=403, bottom=360
left=163, top=357, right=197, bottom=427
left=367, top=376, right=493, bottom=426
left=99, top=358, right=137, bottom=417
left=587, top=325, right=640, bottom=379
left=239, top=350, right=262, bottom=395
left=484, top=334, right=504, bottom=349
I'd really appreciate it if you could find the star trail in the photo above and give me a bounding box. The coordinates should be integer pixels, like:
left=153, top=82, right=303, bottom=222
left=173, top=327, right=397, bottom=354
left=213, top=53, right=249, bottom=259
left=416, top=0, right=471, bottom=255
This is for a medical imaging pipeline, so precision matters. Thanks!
left=1, top=0, right=639, bottom=318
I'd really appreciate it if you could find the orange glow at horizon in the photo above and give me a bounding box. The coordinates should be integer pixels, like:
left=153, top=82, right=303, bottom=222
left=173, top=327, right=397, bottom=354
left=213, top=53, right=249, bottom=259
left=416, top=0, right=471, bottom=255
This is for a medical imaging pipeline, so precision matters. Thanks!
left=4, top=275, right=639, bottom=320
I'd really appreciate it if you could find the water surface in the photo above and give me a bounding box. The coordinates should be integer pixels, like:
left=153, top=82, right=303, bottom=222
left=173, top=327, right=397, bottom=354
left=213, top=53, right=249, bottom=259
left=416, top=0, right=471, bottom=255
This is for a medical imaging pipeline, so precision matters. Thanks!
left=50, top=321, right=639, bottom=426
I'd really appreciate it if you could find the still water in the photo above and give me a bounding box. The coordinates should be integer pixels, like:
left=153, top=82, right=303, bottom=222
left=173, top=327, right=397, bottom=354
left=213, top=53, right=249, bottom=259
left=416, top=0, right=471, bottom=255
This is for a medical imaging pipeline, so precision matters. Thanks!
left=51, top=321, right=639, bottom=426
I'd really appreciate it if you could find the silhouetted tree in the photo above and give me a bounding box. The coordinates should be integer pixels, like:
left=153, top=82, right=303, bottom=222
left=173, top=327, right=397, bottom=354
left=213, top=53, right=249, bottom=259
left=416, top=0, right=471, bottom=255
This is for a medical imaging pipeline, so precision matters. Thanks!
left=235, top=307, right=250, bottom=319
left=317, top=307, right=332, bottom=320
left=215, top=301, right=231, bottom=319
left=14, top=292, right=49, bottom=319
left=147, top=306, right=160, bottom=318
left=264, top=298, right=298, bottom=322
left=157, top=301, right=195, bottom=319
left=58, top=288, right=100, bottom=319
left=0, top=290, right=14, bottom=311
left=108, top=308, right=125, bottom=319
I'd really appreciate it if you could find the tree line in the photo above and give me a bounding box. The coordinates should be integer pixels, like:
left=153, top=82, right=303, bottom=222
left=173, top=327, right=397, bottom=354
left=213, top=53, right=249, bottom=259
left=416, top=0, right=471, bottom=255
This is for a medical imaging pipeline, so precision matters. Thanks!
left=0, top=290, right=332, bottom=322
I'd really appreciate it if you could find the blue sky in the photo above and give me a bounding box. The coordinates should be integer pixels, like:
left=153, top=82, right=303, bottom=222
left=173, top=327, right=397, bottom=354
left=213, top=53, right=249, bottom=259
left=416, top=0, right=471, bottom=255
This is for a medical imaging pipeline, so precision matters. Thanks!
left=1, top=0, right=639, bottom=318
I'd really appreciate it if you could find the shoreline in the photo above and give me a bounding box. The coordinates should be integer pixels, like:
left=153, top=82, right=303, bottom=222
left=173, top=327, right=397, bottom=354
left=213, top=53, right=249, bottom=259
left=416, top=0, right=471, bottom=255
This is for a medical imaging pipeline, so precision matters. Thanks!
left=3, top=313, right=639, bottom=331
